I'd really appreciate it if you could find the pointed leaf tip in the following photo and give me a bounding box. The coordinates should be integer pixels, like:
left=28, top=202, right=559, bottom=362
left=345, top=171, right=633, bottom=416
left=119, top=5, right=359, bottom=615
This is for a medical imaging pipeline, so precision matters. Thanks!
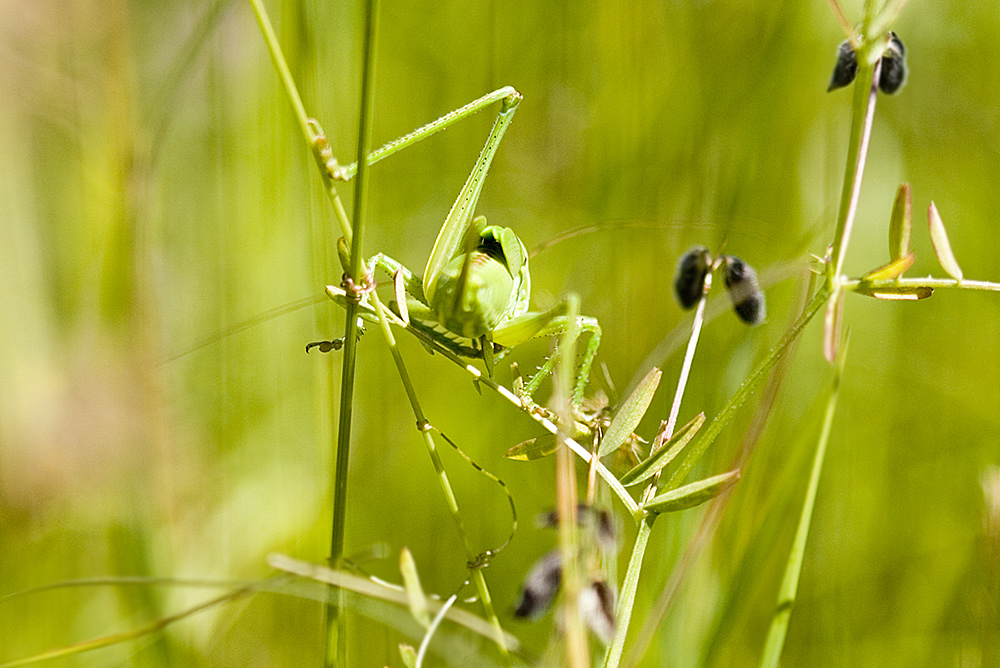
left=643, top=469, right=741, bottom=514
left=889, top=183, right=913, bottom=262
left=928, top=202, right=964, bottom=280
left=598, top=367, right=662, bottom=458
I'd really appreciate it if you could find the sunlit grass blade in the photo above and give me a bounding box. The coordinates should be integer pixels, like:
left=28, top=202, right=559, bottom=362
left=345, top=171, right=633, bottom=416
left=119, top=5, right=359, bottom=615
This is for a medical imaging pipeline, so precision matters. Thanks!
left=268, top=554, right=521, bottom=650
left=666, top=285, right=829, bottom=490
left=823, top=288, right=845, bottom=363
left=928, top=201, right=964, bottom=280
left=400, top=548, right=431, bottom=627
left=889, top=183, right=913, bottom=262
left=618, top=412, right=705, bottom=487
left=597, top=367, right=661, bottom=458
left=642, top=470, right=740, bottom=514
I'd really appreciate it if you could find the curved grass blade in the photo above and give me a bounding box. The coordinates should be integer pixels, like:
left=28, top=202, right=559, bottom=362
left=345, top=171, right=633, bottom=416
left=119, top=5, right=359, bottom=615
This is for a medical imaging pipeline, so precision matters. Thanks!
left=928, top=201, right=964, bottom=280
left=597, top=367, right=661, bottom=458
left=643, top=470, right=740, bottom=515
left=618, top=413, right=705, bottom=487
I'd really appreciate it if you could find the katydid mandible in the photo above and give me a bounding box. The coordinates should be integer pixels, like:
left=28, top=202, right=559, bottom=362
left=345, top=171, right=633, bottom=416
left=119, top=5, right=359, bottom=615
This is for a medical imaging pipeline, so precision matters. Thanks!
left=315, top=87, right=602, bottom=407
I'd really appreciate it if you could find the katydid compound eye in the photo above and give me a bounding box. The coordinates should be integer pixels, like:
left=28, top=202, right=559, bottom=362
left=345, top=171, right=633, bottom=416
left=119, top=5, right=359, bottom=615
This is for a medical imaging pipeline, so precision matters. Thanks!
left=878, top=32, right=907, bottom=94
left=722, top=255, right=766, bottom=326
left=828, top=39, right=858, bottom=92
left=674, top=246, right=712, bottom=310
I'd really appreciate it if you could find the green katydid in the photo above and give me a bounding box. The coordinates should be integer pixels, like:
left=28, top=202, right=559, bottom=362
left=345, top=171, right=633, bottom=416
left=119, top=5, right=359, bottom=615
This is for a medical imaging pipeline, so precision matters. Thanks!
left=314, top=87, right=602, bottom=408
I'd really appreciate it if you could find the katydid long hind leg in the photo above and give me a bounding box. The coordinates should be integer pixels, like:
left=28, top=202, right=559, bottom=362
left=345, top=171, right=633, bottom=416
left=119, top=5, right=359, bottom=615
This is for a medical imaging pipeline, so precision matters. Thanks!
left=493, top=305, right=603, bottom=408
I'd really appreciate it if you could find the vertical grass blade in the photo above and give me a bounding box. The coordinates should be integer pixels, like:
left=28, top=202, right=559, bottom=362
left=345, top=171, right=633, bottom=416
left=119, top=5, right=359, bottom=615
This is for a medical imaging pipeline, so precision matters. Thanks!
left=759, top=335, right=847, bottom=668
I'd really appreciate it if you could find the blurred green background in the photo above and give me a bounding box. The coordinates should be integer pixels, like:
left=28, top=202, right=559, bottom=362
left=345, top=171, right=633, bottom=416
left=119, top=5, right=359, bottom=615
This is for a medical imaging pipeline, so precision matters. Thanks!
left=2, top=0, right=999, bottom=666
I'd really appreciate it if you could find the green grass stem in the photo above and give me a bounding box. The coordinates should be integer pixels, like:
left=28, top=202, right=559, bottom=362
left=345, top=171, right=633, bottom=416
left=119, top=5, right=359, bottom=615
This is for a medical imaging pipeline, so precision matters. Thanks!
left=326, top=2, right=379, bottom=665
left=758, top=336, right=847, bottom=668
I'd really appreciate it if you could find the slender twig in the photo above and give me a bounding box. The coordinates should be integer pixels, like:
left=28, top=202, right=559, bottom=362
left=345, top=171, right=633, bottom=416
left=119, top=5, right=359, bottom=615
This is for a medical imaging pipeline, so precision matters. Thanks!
left=554, top=294, right=589, bottom=667
left=843, top=276, right=1000, bottom=293
left=830, top=60, right=879, bottom=282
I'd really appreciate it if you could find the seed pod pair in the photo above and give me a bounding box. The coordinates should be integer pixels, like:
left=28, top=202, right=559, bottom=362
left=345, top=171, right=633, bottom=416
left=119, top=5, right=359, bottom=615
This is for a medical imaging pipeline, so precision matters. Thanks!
left=512, top=549, right=615, bottom=643
left=827, top=32, right=907, bottom=95
left=673, top=247, right=766, bottom=326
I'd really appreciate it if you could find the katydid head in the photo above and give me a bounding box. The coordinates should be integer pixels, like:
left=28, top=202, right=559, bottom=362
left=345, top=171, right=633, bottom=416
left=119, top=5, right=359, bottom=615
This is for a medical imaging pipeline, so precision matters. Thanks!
left=430, top=223, right=531, bottom=340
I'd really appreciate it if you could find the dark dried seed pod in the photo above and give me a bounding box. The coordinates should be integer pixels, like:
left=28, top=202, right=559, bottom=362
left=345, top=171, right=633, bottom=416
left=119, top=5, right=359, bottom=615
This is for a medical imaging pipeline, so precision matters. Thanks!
left=722, top=255, right=766, bottom=326
left=537, top=504, right=616, bottom=552
left=878, top=32, right=907, bottom=95
left=828, top=39, right=858, bottom=92
left=674, top=246, right=712, bottom=310
left=513, top=550, right=562, bottom=619
left=579, top=580, right=615, bottom=644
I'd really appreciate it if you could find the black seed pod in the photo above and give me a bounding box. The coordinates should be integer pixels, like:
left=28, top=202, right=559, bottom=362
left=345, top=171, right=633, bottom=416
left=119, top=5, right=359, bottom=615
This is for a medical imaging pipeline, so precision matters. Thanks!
left=722, top=255, right=766, bottom=326
left=878, top=32, right=907, bottom=94
left=513, top=550, right=562, bottom=619
left=579, top=580, right=615, bottom=644
left=674, top=246, right=712, bottom=309
left=828, top=39, right=858, bottom=92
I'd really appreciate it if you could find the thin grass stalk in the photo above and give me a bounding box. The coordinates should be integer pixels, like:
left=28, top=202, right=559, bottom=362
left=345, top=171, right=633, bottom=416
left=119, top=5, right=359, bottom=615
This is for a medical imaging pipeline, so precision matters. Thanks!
left=758, top=337, right=847, bottom=668
left=365, top=291, right=511, bottom=662
left=326, top=1, right=379, bottom=665
left=624, top=273, right=815, bottom=668
left=830, top=60, right=878, bottom=282
left=601, top=288, right=709, bottom=668
left=554, top=294, right=588, bottom=667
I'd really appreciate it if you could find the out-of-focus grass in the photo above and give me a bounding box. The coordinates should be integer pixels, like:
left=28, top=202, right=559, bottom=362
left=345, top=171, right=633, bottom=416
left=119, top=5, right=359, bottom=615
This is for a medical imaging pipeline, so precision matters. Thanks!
left=1, top=1, right=998, bottom=666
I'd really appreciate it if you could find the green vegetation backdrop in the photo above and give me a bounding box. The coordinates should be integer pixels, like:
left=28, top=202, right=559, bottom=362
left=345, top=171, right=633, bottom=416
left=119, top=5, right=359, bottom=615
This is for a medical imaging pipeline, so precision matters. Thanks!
left=1, top=0, right=998, bottom=666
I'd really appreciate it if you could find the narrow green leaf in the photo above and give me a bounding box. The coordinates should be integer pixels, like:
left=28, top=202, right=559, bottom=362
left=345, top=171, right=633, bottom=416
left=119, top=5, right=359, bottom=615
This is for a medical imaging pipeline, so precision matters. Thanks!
left=400, top=644, right=418, bottom=668
left=618, top=413, right=705, bottom=487
left=598, top=367, right=662, bottom=458
left=928, top=201, right=964, bottom=280
left=505, top=434, right=559, bottom=461
left=644, top=470, right=741, bottom=514
left=860, top=253, right=915, bottom=282
left=400, top=548, right=430, bottom=627
left=854, top=284, right=934, bottom=300
left=888, top=183, right=912, bottom=262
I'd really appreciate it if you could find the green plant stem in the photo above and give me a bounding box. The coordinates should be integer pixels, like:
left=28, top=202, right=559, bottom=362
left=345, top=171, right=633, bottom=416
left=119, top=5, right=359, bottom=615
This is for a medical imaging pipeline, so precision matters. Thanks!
left=602, top=287, right=709, bottom=668
left=344, top=296, right=640, bottom=513
left=605, top=283, right=829, bottom=668
left=830, top=60, right=878, bottom=282
left=326, top=1, right=379, bottom=666
left=759, top=337, right=847, bottom=668
left=844, top=276, right=1000, bottom=293
left=367, top=291, right=511, bottom=663
left=554, top=294, right=588, bottom=668
left=246, top=0, right=352, bottom=240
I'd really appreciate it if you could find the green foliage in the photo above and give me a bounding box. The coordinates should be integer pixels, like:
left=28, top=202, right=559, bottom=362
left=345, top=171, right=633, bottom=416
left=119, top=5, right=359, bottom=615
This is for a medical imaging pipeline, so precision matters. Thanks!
left=2, top=1, right=999, bottom=667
